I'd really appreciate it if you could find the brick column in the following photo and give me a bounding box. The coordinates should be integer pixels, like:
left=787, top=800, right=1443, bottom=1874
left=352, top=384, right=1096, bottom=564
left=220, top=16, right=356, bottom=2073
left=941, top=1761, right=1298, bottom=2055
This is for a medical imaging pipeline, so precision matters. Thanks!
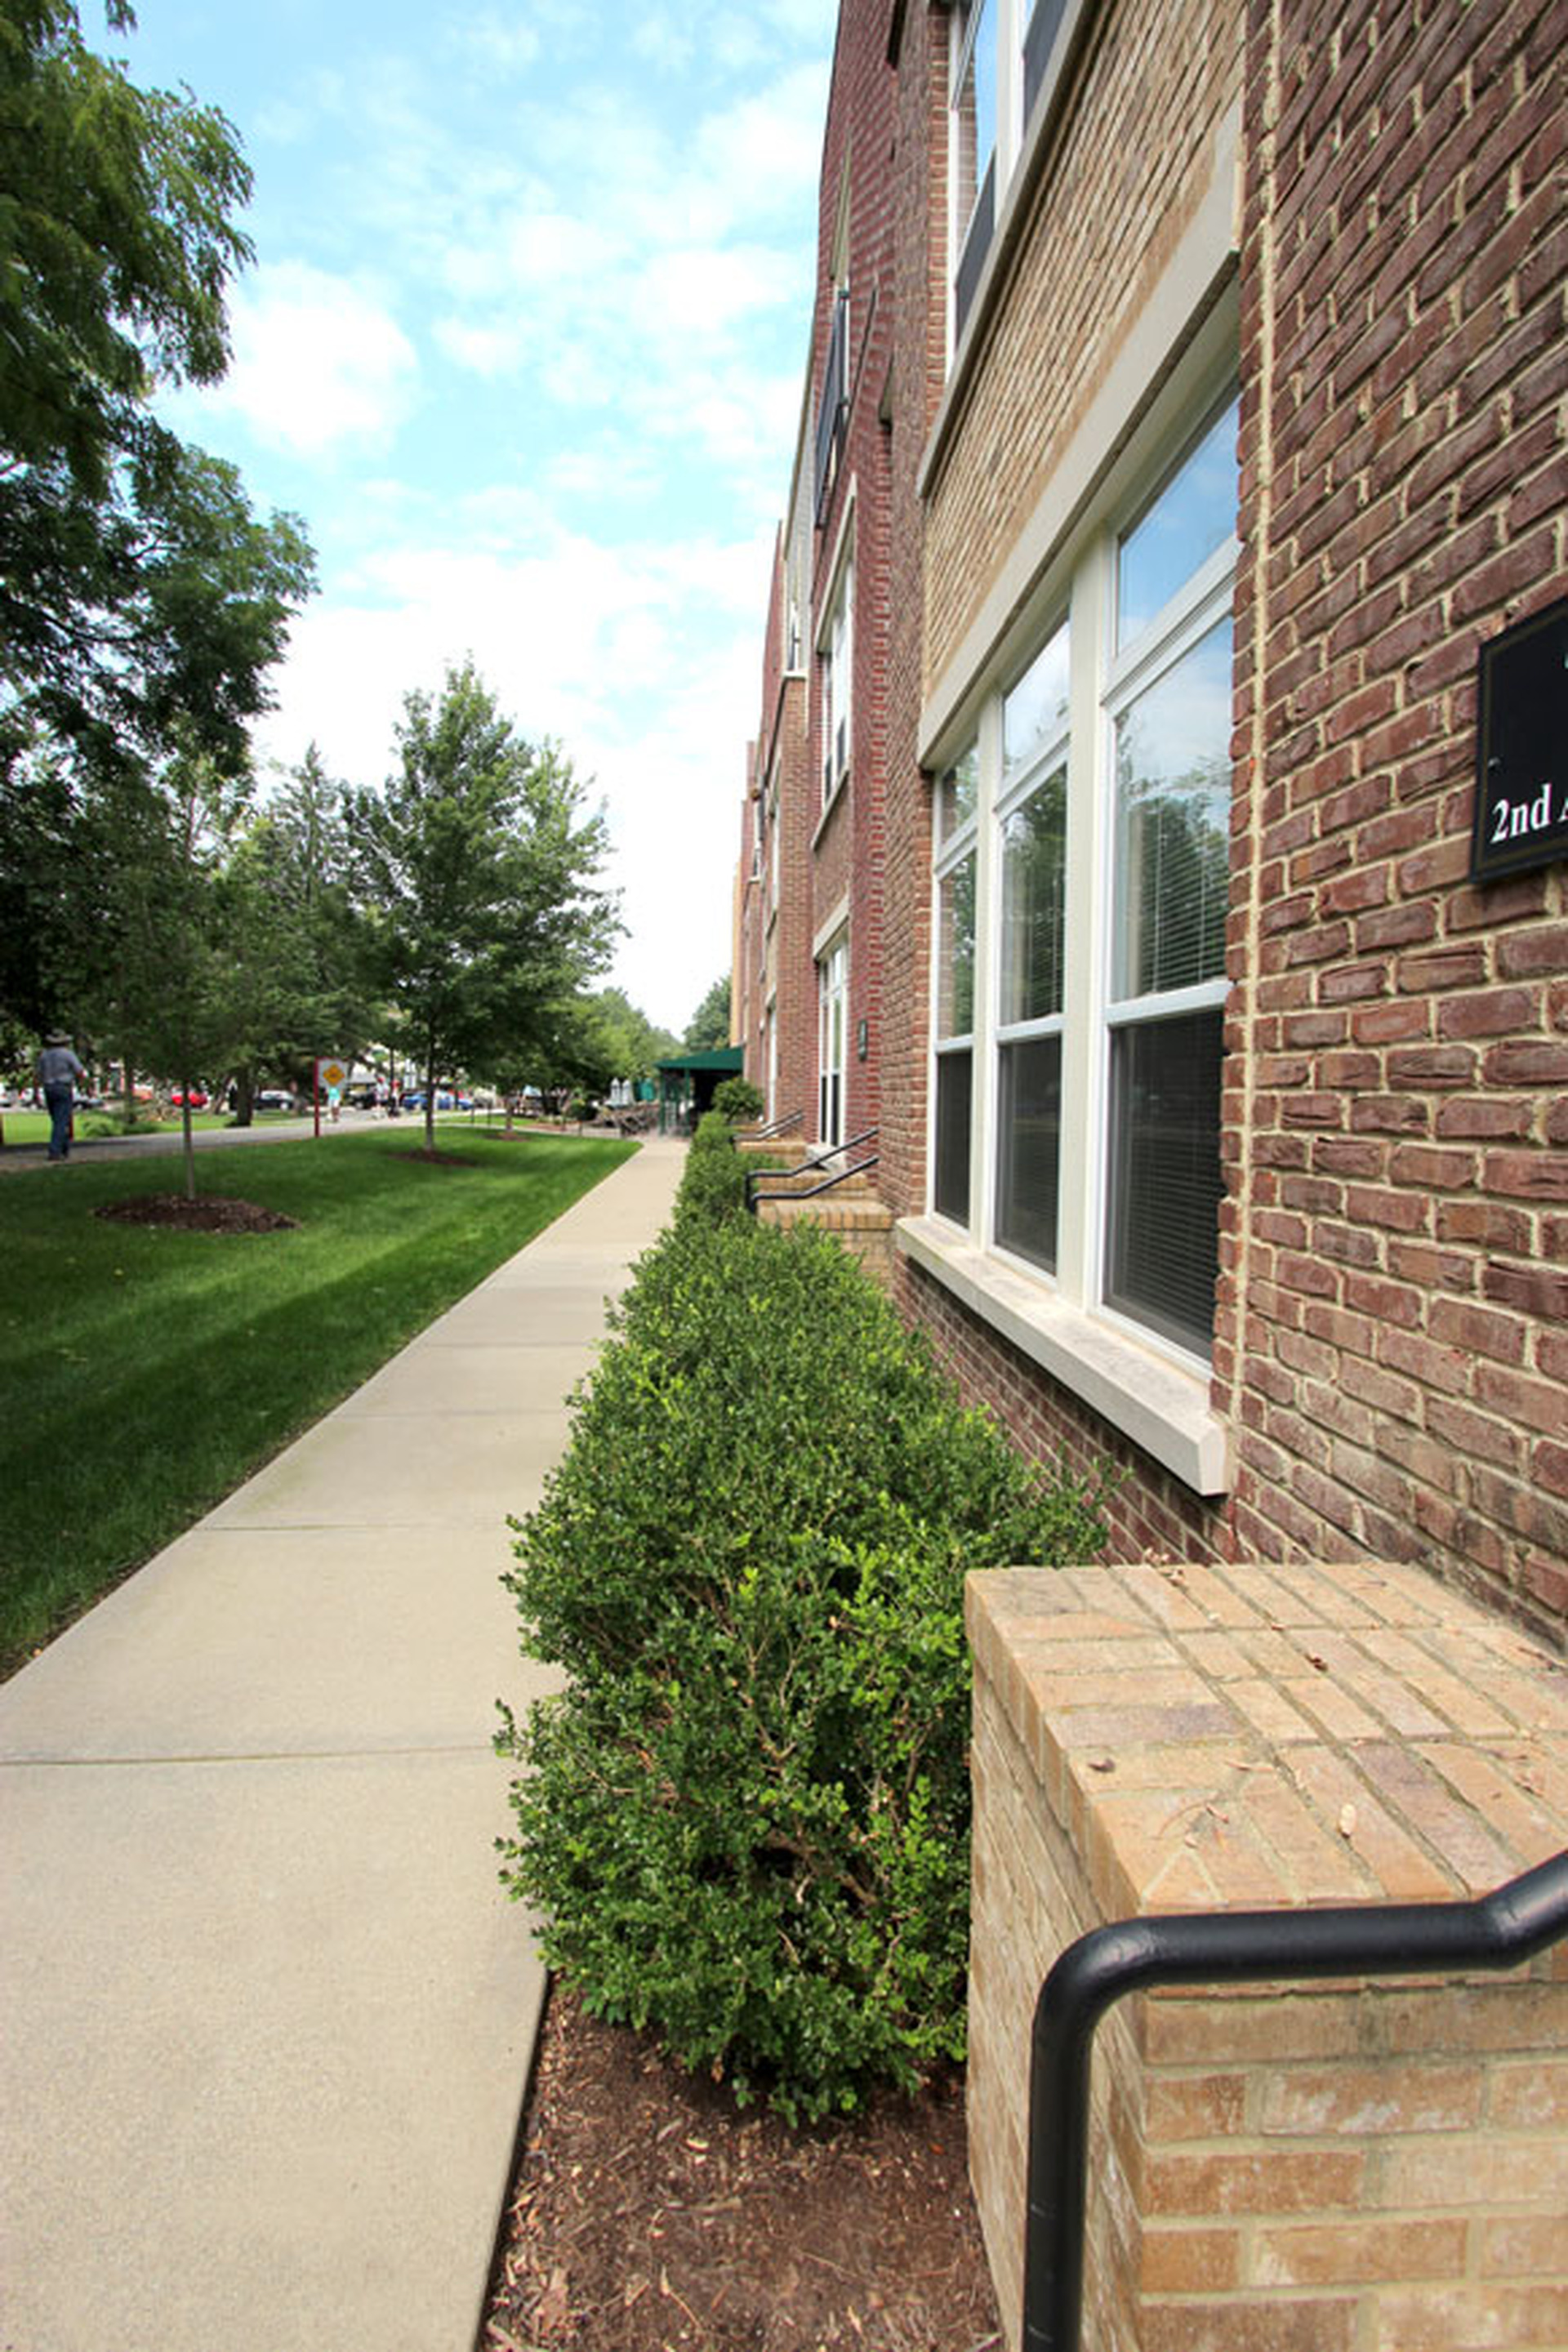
left=967, top=1559, right=1568, bottom=2351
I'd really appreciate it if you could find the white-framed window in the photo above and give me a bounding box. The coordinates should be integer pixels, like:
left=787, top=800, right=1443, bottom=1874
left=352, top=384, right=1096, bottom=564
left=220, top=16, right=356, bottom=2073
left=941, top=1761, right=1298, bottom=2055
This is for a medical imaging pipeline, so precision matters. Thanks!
left=927, top=389, right=1239, bottom=1368
left=932, top=745, right=978, bottom=1223
left=996, top=617, right=1068, bottom=1272
left=949, top=0, right=1076, bottom=349
left=819, top=550, right=854, bottom=809
left=818, top=932, right=848, bottom=1147
left=768, top=776, right=781, bottom=915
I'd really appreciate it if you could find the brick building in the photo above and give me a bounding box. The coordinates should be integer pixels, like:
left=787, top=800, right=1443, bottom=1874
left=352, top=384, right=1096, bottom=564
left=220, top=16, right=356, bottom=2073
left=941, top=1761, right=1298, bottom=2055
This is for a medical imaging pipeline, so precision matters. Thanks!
left=736, top=0, right=1567, bottom=1648
left=731, top=6, right=1568, bottom=2334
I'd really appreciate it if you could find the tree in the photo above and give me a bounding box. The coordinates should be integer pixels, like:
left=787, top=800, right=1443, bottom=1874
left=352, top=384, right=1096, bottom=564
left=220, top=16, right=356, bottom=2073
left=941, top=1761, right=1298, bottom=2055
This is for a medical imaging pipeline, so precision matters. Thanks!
left=350, top=662, right=621, bottom=1152
left=78, top=741, right=252, bottom=1195
left=684, top=973, right=732, bottom=1053
left=215, top=750, right=376, bottom=1120
left=0, top=2, right=314, bottom=780
left=558, top=987, right=678, bottom=1095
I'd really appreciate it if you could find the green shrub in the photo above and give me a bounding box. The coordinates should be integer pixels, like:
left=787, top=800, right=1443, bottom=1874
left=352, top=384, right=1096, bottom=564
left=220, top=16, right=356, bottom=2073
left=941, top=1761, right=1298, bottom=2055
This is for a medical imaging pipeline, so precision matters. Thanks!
left=673, top=1108, right=752, bottom=1226
left=713, top=1074, right=764, bottom=1124
left=497, top=1214, right=1111, bottom=2120
left=80, top=1111, right=161, bottom=1138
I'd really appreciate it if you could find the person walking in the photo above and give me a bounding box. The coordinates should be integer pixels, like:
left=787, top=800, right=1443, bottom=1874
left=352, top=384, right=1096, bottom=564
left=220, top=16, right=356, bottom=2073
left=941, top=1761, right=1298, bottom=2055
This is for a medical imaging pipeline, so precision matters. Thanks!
left=36, top=1030, right=85, bottom=1161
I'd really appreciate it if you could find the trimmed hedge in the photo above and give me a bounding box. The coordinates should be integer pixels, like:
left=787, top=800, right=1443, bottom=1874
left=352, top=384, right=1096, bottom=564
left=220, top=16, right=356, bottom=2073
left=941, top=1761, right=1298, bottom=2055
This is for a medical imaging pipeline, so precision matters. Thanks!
left=712, top=1073, right=764, bottom=1123
left=497, top=1209, right=1111, bottom=2119
left=672, top=1107, right=752, bottom=1224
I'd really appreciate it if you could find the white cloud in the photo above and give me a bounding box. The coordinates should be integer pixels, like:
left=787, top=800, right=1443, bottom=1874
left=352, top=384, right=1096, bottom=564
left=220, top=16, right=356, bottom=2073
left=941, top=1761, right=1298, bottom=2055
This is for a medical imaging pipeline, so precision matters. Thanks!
left=451, top=8, right=541, bottom=73
left=203, top=263, right=419, bottom=459
left=190, top=4, right=841, bottom=1029
left=252, top=510, right=771, bottom=1031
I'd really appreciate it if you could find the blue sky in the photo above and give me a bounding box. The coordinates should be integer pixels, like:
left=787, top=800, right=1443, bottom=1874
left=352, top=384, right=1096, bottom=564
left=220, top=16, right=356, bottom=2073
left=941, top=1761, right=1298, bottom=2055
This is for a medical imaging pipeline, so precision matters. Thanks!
left=120, top=0, right=838, bottom=1035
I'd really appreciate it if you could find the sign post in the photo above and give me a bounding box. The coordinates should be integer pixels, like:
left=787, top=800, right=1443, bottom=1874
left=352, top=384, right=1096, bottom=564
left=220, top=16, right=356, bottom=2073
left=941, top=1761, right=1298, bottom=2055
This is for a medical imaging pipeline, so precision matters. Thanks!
left=314, top=1058, right=347, bottom=1139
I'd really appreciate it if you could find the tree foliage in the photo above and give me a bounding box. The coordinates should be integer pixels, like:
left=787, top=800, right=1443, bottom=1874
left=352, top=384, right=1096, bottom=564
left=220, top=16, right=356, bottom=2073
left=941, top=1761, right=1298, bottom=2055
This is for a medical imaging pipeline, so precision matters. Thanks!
left=350, top=662, right=621, bottom=1149
left=683, top=971, right=732, bottom=1053
left=214, top=749, right=376, bottom=1114
left=0, top=1, right=314, bottom=777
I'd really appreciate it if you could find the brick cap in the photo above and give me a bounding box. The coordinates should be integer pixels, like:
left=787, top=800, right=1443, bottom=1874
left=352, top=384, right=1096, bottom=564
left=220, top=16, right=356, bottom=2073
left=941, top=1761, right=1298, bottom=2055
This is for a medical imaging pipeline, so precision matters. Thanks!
left=967, top=1560, right=1568, bottom=1925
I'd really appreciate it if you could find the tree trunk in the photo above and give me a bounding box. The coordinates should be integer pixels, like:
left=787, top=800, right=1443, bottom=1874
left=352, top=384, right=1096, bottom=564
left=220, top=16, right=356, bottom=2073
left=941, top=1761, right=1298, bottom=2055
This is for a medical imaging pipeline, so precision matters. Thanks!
left=181, top=1091, right=196, bottom=1200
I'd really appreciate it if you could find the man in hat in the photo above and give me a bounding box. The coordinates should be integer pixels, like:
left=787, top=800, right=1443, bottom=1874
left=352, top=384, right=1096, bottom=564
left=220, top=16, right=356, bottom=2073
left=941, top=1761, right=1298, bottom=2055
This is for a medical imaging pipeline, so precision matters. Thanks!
left=35, top=1030, right=86, bottom=1161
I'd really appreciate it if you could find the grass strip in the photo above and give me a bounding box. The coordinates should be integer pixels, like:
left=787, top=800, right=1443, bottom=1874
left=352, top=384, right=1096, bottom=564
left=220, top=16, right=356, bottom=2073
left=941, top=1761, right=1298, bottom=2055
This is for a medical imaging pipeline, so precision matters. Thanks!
left=0, top=1127, right=635, bottom=1672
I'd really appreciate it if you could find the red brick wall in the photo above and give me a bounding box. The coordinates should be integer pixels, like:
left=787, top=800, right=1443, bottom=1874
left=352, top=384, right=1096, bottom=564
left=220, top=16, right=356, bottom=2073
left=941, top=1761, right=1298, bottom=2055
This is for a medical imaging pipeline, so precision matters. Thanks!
left=745, top=519, right=817, bottom=1130
left=809, top=0, right=898, bottom=1146
left=771, top=674, right=816, bottom=1130
left=880, top=0, right=949, bottom=1216
left=1227, top=0, right=1568, bottom=1642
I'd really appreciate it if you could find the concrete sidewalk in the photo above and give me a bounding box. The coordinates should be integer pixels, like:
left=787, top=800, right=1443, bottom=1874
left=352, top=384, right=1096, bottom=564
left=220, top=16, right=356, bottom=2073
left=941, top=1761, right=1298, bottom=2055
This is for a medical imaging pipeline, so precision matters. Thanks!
left=0, top=1137, right=684, bottom=2352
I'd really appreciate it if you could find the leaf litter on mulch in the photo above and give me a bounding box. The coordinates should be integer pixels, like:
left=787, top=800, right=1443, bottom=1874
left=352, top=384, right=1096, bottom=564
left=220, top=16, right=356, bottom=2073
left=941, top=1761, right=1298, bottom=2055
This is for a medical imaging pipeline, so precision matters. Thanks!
left=483, top=1983, right=1003, bottom=2352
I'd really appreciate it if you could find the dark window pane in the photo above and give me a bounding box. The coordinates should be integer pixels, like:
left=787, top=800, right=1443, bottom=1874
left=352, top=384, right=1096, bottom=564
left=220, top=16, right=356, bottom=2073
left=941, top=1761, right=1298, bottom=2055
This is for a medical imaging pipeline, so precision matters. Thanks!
left=1106, top=1009, right=1223, bottom=1356
left=935, top=1049, right=972, bottom=1225
left=996, top=1033, right=1060, bottom=1272
left=1022, top=0, right=1067, bottom=119
left=954, top=154, right=995, bottom=342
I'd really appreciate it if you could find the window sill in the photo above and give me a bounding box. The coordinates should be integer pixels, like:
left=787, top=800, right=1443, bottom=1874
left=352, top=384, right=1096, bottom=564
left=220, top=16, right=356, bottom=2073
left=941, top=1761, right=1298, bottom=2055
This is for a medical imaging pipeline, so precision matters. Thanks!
left=896, top=1215, right=1231, bottom=1495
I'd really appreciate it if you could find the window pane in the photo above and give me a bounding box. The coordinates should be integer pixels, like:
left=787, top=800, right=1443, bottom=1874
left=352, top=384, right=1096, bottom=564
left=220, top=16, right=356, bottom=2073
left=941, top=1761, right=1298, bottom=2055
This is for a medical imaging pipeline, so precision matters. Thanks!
left=1113, top=618, right=1232, bottom=1000
left=938, top=742, right=979, bottom=844
left=996, top=1033, right=1060, bottom=1272
left=935, top=1048, right=973, bottom=1224
left=1106, top=1009, right=1223, bottom=1356
left=1022, top=0, right=1067, bottom=119
left=937, top=848, right=976, bottom=1037
left=954, top=0, right=997, bottom=238
left=1000, top=763, right=1066, bottom=1024
left=1003, top=620, right=1069, bottom=777
left=1117, top=397, right=1239, bottom=647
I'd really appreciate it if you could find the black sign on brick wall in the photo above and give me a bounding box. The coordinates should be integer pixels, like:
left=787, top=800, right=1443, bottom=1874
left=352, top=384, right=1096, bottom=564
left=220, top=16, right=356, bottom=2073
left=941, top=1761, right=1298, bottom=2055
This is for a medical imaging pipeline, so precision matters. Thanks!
left=1471, top=592, right=1568, bottom=883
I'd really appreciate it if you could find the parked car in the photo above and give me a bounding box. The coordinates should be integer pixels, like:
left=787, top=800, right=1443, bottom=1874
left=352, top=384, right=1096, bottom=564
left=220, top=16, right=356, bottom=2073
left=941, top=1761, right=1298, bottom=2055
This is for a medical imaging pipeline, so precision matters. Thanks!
left=255, top=1089, right=296, bottom=1113
left=169, top=1087, right=209, bottom=1110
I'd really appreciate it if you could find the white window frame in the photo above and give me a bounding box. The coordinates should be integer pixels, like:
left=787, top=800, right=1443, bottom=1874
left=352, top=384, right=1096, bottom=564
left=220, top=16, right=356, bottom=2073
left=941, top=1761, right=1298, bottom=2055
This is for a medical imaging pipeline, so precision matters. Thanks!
left=817, top=512, right=856, bottom=819
left=817, top=929, right=849, bottom=1148
left=929, top=740, right=982, bottom=1227
left=992, top=618, right=1071, bottom=1276
left=949, top=0, right=1076, bottom=355
left=914, top=357, right=1239, bottom=1494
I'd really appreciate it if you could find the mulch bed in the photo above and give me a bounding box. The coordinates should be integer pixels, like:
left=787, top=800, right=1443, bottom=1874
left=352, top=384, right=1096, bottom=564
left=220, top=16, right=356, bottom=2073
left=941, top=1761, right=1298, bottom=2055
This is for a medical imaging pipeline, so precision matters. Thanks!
left=93, top=1193, right=298, bottom=1233
left=482, top=1984, right=1003, bottom=2352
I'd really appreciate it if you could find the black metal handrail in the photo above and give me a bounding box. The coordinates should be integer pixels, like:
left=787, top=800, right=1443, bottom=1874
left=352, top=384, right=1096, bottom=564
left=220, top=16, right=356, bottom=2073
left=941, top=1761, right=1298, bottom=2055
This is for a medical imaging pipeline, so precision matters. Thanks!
left=745, top=1126, right=878, bottom=1215
left=1023, top=1844, right=1568, bottom=2352
left=750, top=1108, right=804, bottom=1139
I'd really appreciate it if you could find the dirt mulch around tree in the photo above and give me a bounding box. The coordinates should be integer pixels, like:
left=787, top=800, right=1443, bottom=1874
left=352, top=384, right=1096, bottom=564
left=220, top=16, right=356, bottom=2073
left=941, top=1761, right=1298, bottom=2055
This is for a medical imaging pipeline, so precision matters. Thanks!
left=93, top=1193, right=299, bottom=1233
left=482, top=1984, right=1003, bottom=2352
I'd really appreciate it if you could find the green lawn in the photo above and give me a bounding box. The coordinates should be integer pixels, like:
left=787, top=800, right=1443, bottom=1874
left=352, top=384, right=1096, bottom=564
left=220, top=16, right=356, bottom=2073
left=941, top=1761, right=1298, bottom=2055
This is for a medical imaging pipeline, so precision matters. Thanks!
left=0, top=1107, right=299, bottom=1146
left=0, top=1127, right=636, bottom=1671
